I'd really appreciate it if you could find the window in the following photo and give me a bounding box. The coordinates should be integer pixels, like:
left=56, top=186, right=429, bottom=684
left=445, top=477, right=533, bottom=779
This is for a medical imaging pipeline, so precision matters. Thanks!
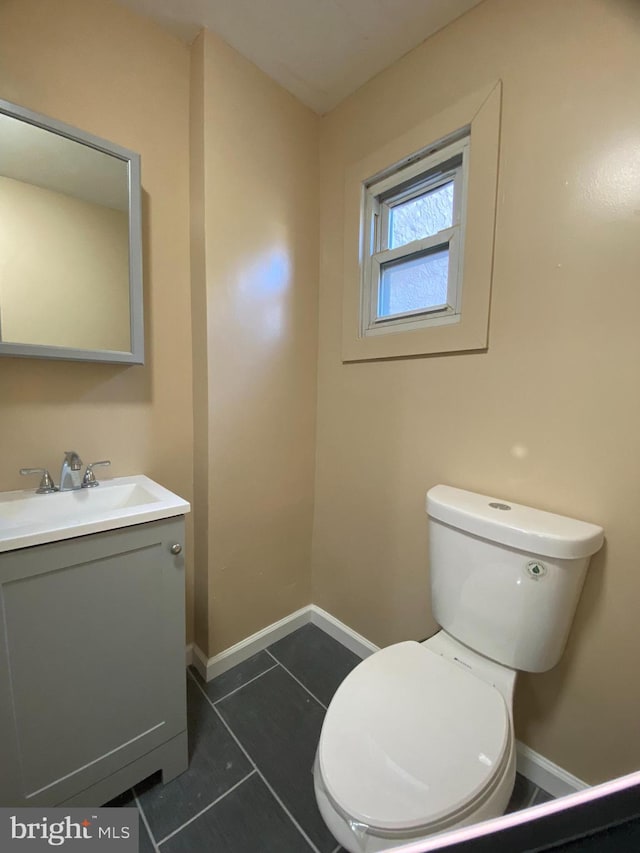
left=342, top=81, right=501, bottom=361
left=361, top=135, right=469, bottom=337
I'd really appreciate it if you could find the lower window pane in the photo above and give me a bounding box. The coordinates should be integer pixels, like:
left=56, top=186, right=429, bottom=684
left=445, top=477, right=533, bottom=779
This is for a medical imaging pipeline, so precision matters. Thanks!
left=378, top=248, right=449, bottom=319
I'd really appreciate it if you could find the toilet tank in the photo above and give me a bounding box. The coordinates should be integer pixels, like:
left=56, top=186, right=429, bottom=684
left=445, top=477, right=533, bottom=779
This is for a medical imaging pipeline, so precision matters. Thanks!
left=426, top=485, right=604, bottom=673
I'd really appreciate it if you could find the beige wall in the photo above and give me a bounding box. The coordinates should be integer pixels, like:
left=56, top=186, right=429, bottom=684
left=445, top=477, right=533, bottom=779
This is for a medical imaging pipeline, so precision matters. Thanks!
left=313, top=0, right=640, bottom=784
left=0, top=0, right=319, bottom=659
left=3, top=0, right=638, bottom=790
left=189, top=34, right=210, bottom=656
left=192, top=32, right=320, bottom=654
left=0, top=177, right=130, bottom=351
left=0, top=0, right=195, bottom=638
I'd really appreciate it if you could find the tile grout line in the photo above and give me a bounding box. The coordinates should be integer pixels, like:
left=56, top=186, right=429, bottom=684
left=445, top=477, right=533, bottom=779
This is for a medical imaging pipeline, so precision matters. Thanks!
left=187, top=669, right=322, bottom=853
left=134, top=791, right=160, bottom=853
left=212, top=664, right=279, bottom=705
left=526, top=785, right=542, bottom=809
left=330, top=845, right=342, bottom=853
left=264, top=649, right=327, bottom=710
left=156, top=769, right=257, bottom=847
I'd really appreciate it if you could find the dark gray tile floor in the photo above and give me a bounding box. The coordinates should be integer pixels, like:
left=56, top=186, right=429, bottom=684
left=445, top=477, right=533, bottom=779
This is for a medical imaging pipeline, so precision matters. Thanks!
left=108, top=623, right=554, bottom=852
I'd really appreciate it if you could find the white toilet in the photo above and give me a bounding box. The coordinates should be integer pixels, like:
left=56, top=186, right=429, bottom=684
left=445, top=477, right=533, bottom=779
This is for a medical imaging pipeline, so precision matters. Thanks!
left=313, top=485, right=604, bottom=853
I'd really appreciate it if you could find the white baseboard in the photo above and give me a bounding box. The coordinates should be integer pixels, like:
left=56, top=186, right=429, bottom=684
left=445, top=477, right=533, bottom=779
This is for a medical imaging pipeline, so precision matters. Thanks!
left=515, top=741, right=588, bottom=797
left=185, top=605, right=587, bottom=797
left=190, top=605, right=312, bottom=682
left=308, top=605, right=379, bottom=658
left=189, top=604, right=380, bottom=682
left=185, top=643, right=193, bottom=667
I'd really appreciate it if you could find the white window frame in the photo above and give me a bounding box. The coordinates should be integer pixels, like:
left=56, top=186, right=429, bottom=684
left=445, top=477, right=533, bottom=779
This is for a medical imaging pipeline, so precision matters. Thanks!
left=360, top=135, right=470, bottom=338
left=342, top=81, right=501, bottom=362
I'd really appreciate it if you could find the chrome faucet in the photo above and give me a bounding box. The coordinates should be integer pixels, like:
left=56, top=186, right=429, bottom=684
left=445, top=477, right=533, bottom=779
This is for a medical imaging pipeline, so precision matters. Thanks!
left=59, top=451, right=83, bottom=492
left=20, top=453, right=112, bottom=493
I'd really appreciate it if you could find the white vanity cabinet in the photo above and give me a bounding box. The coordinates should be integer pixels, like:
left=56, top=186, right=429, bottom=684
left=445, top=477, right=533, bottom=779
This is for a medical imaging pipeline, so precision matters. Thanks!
left=0, top=516, right=188, bottom=807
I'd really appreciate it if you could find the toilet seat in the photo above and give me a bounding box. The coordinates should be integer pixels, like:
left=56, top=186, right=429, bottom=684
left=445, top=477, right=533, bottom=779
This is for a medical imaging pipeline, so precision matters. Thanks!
left=317, top=641, right=511, bottom=834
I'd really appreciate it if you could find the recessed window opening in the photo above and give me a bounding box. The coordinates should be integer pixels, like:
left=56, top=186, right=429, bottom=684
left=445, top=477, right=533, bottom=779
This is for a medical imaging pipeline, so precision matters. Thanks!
left=361, top=134, right=469, bottom=337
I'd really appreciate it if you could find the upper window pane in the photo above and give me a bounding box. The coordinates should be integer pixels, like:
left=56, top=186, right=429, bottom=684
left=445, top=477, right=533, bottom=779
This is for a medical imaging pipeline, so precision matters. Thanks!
left=388, top=181, right=454, bottom=249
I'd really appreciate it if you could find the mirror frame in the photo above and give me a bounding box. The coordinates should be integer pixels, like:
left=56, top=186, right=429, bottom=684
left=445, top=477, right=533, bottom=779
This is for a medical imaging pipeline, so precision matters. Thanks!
left=0, top=97, right=144, bottom=364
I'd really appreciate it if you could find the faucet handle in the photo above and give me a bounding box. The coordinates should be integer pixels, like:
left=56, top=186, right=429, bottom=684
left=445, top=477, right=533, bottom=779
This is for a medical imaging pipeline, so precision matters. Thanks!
left=81, top=460, right=111, bottom=488
left=20, top=468, right=58, bottom=494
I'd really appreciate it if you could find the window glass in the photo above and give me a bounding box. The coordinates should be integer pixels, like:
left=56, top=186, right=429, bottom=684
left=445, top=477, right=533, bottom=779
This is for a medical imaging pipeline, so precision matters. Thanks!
left=378, top=248, right=449, bottom=318
left=388, top=181, right=454, bottom=249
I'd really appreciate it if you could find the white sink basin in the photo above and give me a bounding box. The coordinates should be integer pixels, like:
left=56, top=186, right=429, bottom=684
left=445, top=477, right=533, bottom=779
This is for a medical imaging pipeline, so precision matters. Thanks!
left=0, top=475, right=190, bottom=552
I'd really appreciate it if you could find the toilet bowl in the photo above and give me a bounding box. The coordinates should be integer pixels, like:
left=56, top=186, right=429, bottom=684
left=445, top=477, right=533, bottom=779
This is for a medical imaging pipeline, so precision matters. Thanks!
left=313, top=485, right=604, bottom=853
left=313, top=634, right=517, bottom=853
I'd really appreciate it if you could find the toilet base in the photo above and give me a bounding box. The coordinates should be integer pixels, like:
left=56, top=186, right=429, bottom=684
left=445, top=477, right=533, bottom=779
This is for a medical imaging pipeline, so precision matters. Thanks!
left=314, top=743, right=516, bottom=853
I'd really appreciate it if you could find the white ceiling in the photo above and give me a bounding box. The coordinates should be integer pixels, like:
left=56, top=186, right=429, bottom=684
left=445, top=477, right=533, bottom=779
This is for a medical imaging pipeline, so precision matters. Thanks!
left=115, top=0, right=485, bottom=114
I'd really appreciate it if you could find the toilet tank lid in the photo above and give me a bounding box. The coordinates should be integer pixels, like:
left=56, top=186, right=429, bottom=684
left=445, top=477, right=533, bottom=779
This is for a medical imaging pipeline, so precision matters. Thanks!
left=426, top=485, right=604, bottom=559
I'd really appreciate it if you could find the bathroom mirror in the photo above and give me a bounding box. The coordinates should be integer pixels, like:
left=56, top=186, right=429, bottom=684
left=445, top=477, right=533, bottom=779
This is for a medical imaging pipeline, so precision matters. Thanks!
left=0, top=98, right=143, bottom=364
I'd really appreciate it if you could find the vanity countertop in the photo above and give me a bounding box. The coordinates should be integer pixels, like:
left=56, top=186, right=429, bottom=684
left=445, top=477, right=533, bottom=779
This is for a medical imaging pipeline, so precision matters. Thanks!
left=0, top=475, right=190, bottom=553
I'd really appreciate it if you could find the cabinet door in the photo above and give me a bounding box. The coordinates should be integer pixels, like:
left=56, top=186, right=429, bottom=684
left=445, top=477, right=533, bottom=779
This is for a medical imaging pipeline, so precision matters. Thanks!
left=0, top=517, right=187, bottom=806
